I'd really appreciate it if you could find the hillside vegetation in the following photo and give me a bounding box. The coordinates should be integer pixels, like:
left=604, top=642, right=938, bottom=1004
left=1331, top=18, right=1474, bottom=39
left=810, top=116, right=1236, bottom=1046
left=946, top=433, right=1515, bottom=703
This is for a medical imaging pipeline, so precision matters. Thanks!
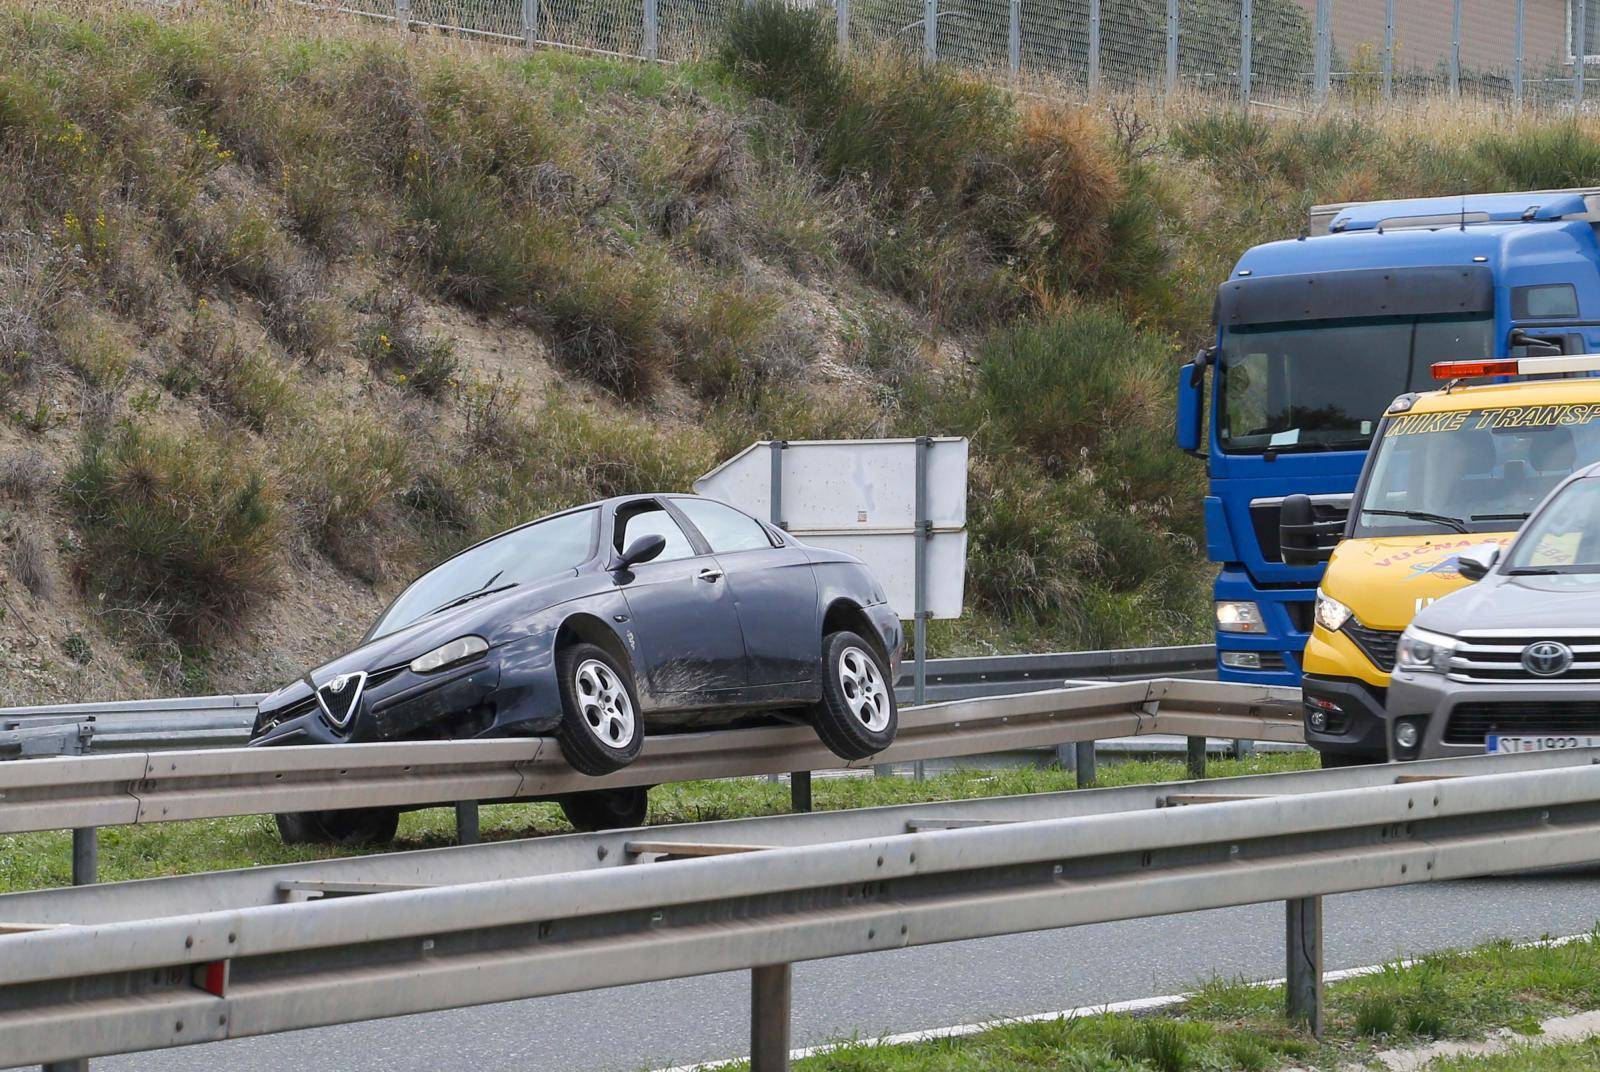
left=0, top=0, right=1592, bottom=703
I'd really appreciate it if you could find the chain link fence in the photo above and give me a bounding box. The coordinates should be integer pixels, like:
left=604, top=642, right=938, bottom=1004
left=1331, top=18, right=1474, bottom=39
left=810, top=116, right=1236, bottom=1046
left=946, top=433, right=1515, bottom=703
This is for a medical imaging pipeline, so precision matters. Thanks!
left=334, top=0, right=1600, bottom=108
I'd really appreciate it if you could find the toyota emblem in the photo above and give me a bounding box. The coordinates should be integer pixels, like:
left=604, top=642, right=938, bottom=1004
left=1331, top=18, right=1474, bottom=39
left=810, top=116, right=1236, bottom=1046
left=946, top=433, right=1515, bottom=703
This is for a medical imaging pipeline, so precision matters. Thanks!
left=1521, top=641, right=1574, bottom=677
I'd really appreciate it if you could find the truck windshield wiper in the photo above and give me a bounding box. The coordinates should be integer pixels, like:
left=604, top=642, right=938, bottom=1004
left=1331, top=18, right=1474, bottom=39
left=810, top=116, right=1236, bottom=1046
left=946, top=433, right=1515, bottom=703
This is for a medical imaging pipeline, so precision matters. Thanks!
left=1360, top=508, right=1470, bottom=534
left=428, top=582, right=518, bottom=617
left=1471, top=513, right=1530, bottom=522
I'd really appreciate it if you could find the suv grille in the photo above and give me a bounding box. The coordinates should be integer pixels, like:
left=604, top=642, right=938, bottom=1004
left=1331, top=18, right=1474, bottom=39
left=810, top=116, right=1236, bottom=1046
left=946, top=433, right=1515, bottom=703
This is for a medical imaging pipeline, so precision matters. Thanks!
left=1343, top=621, right=1400, bottom=673
left=1445, top=701, right=1600, bottom=744
left=1448, top=635, right=1600, bottom=682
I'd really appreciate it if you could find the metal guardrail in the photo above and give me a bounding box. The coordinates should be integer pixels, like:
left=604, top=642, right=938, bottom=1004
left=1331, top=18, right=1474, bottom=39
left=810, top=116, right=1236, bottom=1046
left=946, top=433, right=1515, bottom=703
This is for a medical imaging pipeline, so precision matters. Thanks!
left=0, top=678, right=1293, bottom=837
left=3, top=747, right=1599, bottom=1070
left=0, top=646, right=1218, bottom=755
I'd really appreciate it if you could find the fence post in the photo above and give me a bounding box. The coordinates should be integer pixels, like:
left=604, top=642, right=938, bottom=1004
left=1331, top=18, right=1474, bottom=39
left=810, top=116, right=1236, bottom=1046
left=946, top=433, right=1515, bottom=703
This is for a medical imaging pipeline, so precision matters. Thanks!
left=923, top=0, right=937, bottom=64
left=1449, top=0, right=1461, bottom=97
left=455, top=801, right=480, bottom=845
left=836, top=0, right=849, bottom=55
left=1165, top=0, right=1178, bottom=96
left=1382, top=0, right=1394, bottom=98
left=1579, top=0, right=1589, bottom=110
left=1514, top=0, right=1525, bottom=107
left=1185, top=736, right=1207, bottom=780
left=394, top=0, right=410, bottom=31
left=1087, top=0, right=1101, bottom=93
left=1074, top=741, right=1096, bottom=788
left=790, top=771, right=812, bottom=813
left=1238, top=0, right=1251, bottom=104
left=1285, top=896, right=1325, bottom=1036
left=1007, top=0, right=1020, bottom=77
left=751, top=964, right=793, bottom=1072
left=521, top=0, right=539, bottom=45
left=643, top=0, right=658, bottom=61
left=1313, top=0, right=1330, bottom=102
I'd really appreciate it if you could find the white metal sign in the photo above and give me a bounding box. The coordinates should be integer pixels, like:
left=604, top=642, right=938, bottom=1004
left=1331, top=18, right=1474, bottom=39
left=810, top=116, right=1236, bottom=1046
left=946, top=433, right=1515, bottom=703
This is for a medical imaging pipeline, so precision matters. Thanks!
left=695, top=438, right=968, bottom=620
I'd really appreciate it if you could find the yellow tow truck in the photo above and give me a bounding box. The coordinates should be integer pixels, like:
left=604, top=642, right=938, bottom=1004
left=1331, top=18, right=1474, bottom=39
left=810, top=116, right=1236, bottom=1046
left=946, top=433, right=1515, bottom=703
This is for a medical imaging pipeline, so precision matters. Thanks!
left=1283, top=354, right=1600, bottom=766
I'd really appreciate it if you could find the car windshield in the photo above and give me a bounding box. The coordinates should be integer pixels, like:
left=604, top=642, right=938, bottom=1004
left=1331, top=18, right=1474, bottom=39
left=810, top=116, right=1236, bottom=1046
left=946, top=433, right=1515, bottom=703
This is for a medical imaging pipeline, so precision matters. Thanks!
left=1218, top=314, right=1493, bottom=454
left=1505, top=478, right=1600, bottom=573
left=369, top=508, right=597, bottom=640
left=1352, top=406, right=1600, bottom=538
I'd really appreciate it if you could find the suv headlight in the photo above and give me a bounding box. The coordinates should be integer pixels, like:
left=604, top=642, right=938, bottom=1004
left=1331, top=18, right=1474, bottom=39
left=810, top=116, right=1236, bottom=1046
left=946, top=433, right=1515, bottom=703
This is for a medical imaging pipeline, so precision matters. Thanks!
left=1313, top=590, right=1353, bottom=633
left=1215, top=601, right=1266, bottom=634
left=410, top=635, right=489, bottom=674
left=1397, top=626, right=1457, bottom=674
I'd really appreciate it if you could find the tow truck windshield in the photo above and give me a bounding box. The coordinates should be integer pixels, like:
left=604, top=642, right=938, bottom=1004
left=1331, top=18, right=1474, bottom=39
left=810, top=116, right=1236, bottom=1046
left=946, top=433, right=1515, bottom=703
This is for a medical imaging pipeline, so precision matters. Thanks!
left=1218, top=314, right=1493, bottom=454
left=1353, top=409, right=1600, bottom=539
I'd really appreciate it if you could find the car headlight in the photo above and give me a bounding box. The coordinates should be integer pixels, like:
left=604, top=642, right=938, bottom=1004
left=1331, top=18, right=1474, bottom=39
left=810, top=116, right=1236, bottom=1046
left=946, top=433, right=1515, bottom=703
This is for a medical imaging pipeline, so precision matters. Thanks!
left=410, top=635, right=489, bottom=674
left=1215, top=601, right=1266, bottom=634
left=1396, top=626, right=1457, bottom=674
left=1313, top=590, right=1353, bottom=633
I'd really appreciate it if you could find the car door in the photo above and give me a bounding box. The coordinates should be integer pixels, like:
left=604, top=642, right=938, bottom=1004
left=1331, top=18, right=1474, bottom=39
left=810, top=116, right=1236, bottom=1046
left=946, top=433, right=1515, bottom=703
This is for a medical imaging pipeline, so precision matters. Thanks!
left=669, top=497, right=819, bottom=690
left=611, top=500, right=748, bottom=699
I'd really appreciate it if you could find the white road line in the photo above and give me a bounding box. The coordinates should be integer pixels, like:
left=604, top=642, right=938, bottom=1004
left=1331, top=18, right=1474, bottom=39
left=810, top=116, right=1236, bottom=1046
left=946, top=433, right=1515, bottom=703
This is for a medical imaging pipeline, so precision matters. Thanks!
left=650, top=932, right=1595, bottom=1072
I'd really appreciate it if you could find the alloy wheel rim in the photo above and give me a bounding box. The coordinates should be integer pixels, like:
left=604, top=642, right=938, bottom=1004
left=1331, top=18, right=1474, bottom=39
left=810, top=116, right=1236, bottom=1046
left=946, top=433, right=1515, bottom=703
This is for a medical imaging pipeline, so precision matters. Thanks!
left=575, top=658, right=636, bottom=747
left=837, top=646, right=891, bottom=733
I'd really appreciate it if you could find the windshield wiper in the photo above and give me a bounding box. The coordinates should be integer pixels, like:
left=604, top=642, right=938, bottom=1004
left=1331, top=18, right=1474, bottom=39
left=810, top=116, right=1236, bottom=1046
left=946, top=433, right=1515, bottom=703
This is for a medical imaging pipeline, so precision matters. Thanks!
left=1505, top=566, right=1560, bottom=575
left=1471, top=513, right=1530, bottom=523
left=427, top=582, right=518, bottom=617
left=1360, top=508, right=1470, bottom=534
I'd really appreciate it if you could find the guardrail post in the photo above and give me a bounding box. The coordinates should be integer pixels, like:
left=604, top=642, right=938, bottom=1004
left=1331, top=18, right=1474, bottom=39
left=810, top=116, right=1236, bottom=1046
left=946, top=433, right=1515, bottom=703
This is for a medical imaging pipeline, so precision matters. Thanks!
left=1074, top=741, right=1096, bottom=787
left=455, top=801, right=480, bottom=845
left=1285, top=895, right=1324, bottom=1036
left=43, top=1059, right=88, bottom=1071
left=1185, top=736, right=1206, bottom=780
left=72, top=827, right=98, bottom=886
left=790, top=771, right=812, bottom=812
left=751, top=963, right=792, bottom=1072
left=1232, top=738, right=1255, bottom=759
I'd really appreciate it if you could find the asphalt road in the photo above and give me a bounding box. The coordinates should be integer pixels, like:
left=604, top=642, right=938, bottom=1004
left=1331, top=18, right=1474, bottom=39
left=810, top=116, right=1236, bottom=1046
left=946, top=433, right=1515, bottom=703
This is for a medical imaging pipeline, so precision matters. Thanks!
left=101, top=870, right=1600, bottom=1072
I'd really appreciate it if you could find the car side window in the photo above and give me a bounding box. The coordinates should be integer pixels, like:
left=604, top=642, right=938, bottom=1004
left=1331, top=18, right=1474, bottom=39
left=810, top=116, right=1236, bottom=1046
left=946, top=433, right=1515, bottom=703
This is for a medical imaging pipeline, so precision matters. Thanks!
left=616, top=506, right=696, bottom=562
left=675, top=498, right=776, bottom=553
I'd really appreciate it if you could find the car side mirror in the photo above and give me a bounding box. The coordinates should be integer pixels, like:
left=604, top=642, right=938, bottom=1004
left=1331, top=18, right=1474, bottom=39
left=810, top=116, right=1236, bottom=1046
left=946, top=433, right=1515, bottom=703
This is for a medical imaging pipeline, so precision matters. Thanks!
left=1457, top=543, right=1501, bottom=582
left=1279, top=494, right=1334, bottom=566
left=616, top=533, right=667, bottom=570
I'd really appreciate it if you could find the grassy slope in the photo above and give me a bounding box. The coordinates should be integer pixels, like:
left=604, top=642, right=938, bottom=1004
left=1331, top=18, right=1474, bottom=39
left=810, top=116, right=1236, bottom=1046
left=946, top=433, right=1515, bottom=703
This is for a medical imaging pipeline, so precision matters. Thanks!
left=3, top=1, right=1600, bottom=704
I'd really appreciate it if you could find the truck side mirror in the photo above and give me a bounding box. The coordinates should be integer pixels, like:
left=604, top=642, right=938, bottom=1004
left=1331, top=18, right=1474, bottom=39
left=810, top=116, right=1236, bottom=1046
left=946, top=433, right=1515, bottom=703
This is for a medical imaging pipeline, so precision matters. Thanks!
left=1456, top=544, right=1500, bottom=581
left=1175, top=349, right=1210, bottom=455
left=1280, top=494, right=1334, bottom=566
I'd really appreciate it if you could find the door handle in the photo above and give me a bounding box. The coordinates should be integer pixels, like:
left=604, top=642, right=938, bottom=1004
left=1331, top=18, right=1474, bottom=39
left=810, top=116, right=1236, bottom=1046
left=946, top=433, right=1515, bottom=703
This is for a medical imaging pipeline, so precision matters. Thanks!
left=697, top=568, right=724, bottom=582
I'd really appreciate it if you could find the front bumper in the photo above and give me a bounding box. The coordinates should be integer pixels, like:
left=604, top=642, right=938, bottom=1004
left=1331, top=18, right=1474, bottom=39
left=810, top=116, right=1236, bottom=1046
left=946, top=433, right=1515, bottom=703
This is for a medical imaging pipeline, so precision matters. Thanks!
left=1388, top=669, right=1600, bottom=761
left=1301, top=674, right=1388, bottom=762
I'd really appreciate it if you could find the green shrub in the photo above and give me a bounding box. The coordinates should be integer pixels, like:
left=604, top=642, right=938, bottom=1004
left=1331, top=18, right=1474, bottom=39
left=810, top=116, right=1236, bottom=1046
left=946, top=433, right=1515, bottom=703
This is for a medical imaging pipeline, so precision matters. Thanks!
left=356, top=293, right=460, bottom=399
left=1355, top=994, right=1398, bottom=1037
left=64, top=423, right=282, bottom=637
left=287, top=414, right=413, bottom=577
left=672, top=280, right=779, bottom=399
left=175, top=306, right=300, bottom=433
left=1473, top=122, right=1600, bottom=191
left=718, top=0, right=841, bottom=110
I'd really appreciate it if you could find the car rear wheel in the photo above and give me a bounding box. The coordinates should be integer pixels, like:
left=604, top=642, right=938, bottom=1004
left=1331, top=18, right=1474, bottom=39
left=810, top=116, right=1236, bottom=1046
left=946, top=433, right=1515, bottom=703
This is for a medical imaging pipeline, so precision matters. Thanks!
left=275, top=807, right=401, bottom=847
left=558, top=786, right=651, bottom=831
left=811, top=630, right=898, bottom=761
left=555, top=642, right=644, bottom=775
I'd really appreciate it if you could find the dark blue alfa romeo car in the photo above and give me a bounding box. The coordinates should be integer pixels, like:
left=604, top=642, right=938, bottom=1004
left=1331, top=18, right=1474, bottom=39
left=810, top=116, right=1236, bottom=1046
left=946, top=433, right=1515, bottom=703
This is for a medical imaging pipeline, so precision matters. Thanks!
left=251, top=494, right=903, bottom=842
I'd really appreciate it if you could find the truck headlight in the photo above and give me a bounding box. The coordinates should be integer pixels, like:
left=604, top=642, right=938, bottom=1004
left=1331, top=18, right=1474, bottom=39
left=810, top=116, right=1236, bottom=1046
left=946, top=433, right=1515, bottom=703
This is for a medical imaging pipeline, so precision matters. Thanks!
left=1313, top=590, right=1353, bottom=633
left=1396, top=626, right=1457, bottom=674
left=1215, top=601, right=1266, bottom=634
left=410, top=636, right=489, bottom=674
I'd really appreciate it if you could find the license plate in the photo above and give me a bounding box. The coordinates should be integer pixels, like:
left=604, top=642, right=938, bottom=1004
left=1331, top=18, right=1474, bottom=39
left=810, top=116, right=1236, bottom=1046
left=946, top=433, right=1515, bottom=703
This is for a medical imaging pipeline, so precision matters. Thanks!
left=1487, top=734, right=1600, bottom=753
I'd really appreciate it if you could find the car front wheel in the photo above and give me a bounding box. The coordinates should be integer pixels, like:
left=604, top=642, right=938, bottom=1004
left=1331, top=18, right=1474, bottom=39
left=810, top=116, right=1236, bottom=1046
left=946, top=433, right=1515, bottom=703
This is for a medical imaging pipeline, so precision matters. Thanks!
left=275, top=807, right=400, bottom=847
left=812, top=630, right=898, bottom=760
left=555, top=642, right=644, bottom=775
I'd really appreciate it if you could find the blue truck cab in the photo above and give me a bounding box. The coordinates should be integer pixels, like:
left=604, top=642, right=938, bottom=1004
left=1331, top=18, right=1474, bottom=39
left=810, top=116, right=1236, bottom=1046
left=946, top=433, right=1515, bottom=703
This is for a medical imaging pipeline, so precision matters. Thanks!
left=1176, top=188, right=1600, bottom=685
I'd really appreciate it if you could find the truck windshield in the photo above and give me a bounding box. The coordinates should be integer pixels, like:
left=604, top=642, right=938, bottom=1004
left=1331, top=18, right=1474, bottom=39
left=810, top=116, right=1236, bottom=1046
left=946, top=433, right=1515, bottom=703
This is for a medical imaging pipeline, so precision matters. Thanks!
left=1352, top=407, right=1600, bottom=539
left=368, top=508, right=597, bottom=640
left=1218, top=314, right=1493, bottom=454
left=1504, top=478, right=1600, bottom=574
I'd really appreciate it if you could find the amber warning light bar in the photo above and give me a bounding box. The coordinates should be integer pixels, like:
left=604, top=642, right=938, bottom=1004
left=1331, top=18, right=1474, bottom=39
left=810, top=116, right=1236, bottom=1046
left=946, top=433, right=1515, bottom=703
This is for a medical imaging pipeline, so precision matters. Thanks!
left=1431, top=355, right=1600, bottom=380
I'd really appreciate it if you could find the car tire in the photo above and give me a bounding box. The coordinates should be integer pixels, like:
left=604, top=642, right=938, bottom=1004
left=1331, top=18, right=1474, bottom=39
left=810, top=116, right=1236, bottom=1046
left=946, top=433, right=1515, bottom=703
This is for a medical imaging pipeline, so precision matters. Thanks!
left=1319, top=749, right=1371, bottom=769
left=558, top=786, right=651, bottom=831
left=274, top=807, right=400, bottom=847
left=811, top=630, right=898, bottom=761
left=555, top=642, right=644, bottom=775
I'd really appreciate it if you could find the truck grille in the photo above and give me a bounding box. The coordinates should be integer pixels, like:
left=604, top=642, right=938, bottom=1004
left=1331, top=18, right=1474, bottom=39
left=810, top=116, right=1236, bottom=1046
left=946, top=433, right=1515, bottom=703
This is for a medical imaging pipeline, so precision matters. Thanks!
left=1249, top=495, right=1350, bottom=564
left=1445, top=701, right=1600, bottom=744
left=1448, top=634, right=1600, bottom=682
left=1343, top=621, right=1400, bottom=673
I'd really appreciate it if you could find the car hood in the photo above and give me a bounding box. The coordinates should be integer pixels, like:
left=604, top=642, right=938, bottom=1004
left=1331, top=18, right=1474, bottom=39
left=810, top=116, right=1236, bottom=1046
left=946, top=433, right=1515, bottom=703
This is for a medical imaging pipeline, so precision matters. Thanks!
left=1321, top=533, right=1518, bottom=631
left=1416, top=571, right=1600, bottom=636
left=260, top=571, right=584, bottom=708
